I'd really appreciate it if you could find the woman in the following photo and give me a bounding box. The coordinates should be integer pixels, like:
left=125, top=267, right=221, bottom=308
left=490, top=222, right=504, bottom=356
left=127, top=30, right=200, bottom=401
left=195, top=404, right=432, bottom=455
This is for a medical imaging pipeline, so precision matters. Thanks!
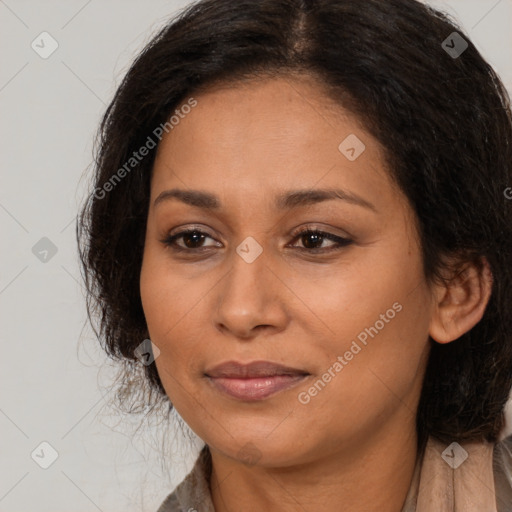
left=77, top=0, right=512, bottom=510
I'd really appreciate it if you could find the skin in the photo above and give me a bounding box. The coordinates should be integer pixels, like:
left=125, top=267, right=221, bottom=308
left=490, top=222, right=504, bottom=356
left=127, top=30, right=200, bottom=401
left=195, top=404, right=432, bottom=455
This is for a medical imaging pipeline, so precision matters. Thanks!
left=139, top=75, right=493, bottom=512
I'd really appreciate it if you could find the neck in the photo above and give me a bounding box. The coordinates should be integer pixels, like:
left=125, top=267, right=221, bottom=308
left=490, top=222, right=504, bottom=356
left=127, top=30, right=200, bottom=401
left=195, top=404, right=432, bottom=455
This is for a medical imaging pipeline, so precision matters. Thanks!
left=209, top=417, right=419, bottom=512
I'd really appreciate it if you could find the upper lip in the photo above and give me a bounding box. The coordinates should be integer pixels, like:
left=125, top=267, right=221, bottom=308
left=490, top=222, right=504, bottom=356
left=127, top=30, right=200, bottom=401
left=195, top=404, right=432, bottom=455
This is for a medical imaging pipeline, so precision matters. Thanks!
left=205, top=360, right=310, bottom=378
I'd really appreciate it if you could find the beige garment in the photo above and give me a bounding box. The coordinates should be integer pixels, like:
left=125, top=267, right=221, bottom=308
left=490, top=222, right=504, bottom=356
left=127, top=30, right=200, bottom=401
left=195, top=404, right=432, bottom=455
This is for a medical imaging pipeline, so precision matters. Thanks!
left=157, top=436, right=512, bottom=512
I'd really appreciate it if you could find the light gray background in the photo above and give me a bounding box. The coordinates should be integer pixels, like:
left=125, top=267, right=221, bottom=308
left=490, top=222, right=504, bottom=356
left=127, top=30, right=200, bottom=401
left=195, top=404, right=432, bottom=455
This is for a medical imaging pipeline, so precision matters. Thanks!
left=1, top=1, right=511, bottom=510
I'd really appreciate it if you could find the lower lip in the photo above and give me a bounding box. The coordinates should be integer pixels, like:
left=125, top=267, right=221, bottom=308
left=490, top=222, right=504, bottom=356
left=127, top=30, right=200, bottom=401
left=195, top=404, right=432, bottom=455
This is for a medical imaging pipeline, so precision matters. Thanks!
left=206, top=374, right=309, bottom=401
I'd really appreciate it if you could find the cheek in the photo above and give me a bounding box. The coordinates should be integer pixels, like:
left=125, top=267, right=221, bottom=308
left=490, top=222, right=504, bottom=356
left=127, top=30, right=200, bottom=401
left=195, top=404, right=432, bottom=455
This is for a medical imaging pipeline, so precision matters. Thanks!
left=140, top=250, right=182, bottom=365
left=140, top=241, right=195, bottom=336
left=296, top=299, right=429, bottom=445
left=326, top=290, right=430, bottom=419
left=298, top=255, right=413, bottom=352
left=140, top=256, right=166, bottom=338
left=303, top=245, right=430, bottom=402
left=140, top=249, right=209, bottom=387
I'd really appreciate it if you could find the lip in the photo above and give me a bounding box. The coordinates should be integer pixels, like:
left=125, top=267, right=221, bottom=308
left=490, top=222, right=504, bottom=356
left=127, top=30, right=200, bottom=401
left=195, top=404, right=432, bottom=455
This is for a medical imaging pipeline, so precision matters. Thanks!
left=204, top=360, right=310, bottom=401
left=206, top=375, right=309, bottom=401
left=204, top=360, right=309, bottom=378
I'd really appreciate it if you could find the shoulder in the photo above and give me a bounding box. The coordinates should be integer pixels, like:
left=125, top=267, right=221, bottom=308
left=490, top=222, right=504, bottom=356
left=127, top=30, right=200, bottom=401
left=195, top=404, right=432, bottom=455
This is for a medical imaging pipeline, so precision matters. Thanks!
left=155, top=492, right=182, bottom=512
left=157, top=439, right=512, bottom=511
left=493, top=435, right=512, bottom=512
left=156, top=446, right=214, bottom=512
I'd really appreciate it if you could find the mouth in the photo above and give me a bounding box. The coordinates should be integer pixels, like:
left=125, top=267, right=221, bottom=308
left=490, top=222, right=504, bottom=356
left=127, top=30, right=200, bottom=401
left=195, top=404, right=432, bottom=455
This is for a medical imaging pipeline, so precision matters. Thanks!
left=204, top=360, right=310, bottom=401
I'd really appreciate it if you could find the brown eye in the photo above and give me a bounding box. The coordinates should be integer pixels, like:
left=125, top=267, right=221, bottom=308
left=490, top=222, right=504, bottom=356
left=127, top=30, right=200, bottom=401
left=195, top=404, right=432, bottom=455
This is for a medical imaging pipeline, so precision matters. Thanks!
left=160, top=227, right=353, bottom=254
left=161, top=229, right=218, bottom=251
left=178, top=230, right=206, bottom=249
left=290, top=229, right=353, bottom=252
left=300, top=231, right=324, bottom=249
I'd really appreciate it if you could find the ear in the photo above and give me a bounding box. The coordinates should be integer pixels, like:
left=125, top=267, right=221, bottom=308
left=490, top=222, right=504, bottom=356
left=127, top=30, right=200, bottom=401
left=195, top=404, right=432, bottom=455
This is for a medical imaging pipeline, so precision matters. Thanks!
left=429, top=256, right=493, bottom=344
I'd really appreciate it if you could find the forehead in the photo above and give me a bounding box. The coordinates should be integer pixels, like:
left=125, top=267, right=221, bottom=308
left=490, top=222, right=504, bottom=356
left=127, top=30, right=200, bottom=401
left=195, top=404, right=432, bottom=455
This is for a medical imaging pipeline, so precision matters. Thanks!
left=151, top=76, right=398, bottom=211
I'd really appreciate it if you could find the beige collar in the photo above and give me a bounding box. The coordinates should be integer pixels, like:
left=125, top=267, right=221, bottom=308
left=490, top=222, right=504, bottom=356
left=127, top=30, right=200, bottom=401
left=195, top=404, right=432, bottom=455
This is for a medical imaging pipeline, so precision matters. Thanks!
left=402, top=436, right=497, bottom=512
left=160, top=436, right=509, bottom=512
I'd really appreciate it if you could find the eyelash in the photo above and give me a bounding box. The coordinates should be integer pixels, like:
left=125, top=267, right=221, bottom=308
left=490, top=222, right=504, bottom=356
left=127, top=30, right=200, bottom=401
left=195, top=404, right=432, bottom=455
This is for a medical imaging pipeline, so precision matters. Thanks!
left=160, top=227, right=353, bottom=254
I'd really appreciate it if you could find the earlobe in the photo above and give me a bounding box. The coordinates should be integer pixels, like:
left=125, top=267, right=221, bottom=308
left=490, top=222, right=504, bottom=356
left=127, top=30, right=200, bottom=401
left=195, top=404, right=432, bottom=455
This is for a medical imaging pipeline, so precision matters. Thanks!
left=428, top=256, right=493, bottom=344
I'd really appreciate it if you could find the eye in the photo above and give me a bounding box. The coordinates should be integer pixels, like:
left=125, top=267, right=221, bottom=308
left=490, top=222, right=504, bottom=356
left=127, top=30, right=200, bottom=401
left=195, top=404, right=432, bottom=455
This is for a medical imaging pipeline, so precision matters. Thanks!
left=288, top=228, right=353, bottom=253
left=160, top=227, right=353, bottom=254
left=160, top=228, right=219, bottom=252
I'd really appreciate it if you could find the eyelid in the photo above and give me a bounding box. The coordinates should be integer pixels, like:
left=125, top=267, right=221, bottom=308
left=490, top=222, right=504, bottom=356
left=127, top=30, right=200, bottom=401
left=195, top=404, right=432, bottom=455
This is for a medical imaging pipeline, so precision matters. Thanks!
left=160, top=225, right=220, bottom=249
left=160, top=224, right=354, bottom=253
left=287, top=227, right=353, bottom=252
left=290, top=224, right=353, bottom=241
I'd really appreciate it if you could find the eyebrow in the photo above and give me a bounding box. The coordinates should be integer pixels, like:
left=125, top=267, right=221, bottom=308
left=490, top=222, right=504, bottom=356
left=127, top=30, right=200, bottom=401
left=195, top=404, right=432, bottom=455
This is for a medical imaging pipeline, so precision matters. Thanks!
left=153, top=187, right=377, bottom=212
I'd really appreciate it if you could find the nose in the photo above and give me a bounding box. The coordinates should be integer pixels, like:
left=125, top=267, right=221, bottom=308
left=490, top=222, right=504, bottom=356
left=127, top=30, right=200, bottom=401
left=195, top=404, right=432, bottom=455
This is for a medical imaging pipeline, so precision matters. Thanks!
left=212, top=246, right=289, bottom=340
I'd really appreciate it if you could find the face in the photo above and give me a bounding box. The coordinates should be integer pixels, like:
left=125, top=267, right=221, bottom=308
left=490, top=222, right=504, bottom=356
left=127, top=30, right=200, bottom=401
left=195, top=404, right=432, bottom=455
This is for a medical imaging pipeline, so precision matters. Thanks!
left=140, top=75, right=434, bottom=467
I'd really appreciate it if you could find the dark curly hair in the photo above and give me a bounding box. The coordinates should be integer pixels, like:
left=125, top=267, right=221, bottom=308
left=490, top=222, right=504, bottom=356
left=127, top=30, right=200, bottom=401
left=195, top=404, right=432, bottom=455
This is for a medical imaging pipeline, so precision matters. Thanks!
left=77, top=0, right=512, bottom=450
